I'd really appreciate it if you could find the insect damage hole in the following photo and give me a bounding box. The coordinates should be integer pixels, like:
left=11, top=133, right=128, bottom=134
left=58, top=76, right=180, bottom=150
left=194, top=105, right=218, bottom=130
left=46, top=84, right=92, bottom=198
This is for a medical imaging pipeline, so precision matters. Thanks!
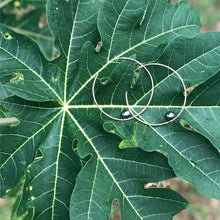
left=100, top=77, right=109, bottom=85
left=4, top=33, right=13, bottom=40
left=180, top=119, right=194, bottom=131
left=109, top=199, right=120, bottom=220
left=130, top=71, right=139, bottom=89
left=10, top=73, right=24, bottom=84
left=95, top=41, right=102, bottom=52
left=144, top=182, right=160, bottom=189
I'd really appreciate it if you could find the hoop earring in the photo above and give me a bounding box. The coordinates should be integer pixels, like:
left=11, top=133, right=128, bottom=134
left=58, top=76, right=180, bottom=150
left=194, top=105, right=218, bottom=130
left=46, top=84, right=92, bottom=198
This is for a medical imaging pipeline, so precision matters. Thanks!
left=126, top=63, right=187, bottom=126
left=92, top=56, right=155, bottom=121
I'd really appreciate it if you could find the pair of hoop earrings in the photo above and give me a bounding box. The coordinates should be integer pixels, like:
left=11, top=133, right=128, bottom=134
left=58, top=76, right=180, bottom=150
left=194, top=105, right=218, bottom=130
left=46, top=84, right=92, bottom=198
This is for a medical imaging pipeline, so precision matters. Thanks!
left=92, top=57, right=187, bottom=126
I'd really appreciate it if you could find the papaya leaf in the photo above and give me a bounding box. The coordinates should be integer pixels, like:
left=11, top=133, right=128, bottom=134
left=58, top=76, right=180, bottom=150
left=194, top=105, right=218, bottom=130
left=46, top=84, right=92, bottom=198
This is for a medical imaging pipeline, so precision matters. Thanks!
left=1, top=0, right=219, bottom=219
left=106, top=32, right=220, bottom=199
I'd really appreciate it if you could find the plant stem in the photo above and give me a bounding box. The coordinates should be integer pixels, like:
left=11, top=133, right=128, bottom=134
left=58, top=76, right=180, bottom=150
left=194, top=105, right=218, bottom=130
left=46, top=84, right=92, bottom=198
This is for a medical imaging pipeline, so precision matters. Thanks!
left=0, top=0, right=12, bottom=9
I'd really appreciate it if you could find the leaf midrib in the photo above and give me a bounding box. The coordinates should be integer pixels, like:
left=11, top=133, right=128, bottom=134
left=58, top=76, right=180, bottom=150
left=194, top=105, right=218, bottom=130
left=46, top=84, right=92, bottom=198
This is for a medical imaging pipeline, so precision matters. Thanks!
left=134, top=45, right=220, bottom=106
left=66, top=109, right=143, bottom=219
left=51, top=110, right=66, bottom=218
left=0, top=109, right=63, bottom=171
left=4, top=26, right=53, bottom=41
left=150, top=124, right=220, bottom=190
left=67, top=105, right=219, bottom=109
left=66, top=24, right=199, bottom=105
left=130, top=108, right=220, bottom=189
left=185, top=109, right=220, bottom=145
left=64, top=0, right=80, bottom=103
left=0, top=47, right=63, bottom=104
left=106, top=0, right=129, bottom=62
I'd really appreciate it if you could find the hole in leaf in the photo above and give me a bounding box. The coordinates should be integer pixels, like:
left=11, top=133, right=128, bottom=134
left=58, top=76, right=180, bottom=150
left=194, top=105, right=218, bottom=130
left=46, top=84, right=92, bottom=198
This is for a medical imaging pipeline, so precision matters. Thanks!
left=186, top=84, right=198, bottom=95
left=130, top=71, right=139, bottom=89
left=180, top=119, right=194, bottom=131
left=34, top=149, right=43, bottom=161
left=52, top=76, right=58, bottom=83
left=10, top=73, right=24, bottom=84
left=72, top=139, right=78, bottom=151
left=95, top=41, right=102, bottom=52
left=109, top=199, right=120, bottom=220
left=52, top=48, right=60, bottom=58
left=0, top=117, right=20, bottom=126
left=100, top=77, right=109, bottom=85
left=4, top=33, right=13, bottom=40
left=144, top=182, right=160, bottom=189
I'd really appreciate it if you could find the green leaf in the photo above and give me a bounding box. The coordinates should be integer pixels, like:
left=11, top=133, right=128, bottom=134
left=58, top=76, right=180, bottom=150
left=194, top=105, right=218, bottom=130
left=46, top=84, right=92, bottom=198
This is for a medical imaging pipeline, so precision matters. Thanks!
left=1, top=0, right=219, bottom=219
left=0, top=24, right=62, bottom=102
left=70, top=148, right=185, bottom=220
left=104, top=122, right=138, bottom=149
left=184, top=72, right=220, bottom=150
left=1, top=97, right=82, bottom=219
left=105, top=32, right=220, bottom=199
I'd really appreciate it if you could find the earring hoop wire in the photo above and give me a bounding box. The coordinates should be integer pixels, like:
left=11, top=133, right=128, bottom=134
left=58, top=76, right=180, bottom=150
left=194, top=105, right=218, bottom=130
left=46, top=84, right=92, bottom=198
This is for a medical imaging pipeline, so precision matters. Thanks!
left=92, top=56, right=155, bottom=121
left=126, top=63, right=187, bottom=126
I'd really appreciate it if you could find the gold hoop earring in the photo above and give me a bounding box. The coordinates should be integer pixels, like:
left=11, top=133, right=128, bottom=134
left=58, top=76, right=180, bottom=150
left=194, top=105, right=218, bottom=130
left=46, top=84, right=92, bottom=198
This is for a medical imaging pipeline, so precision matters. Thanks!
left=92, top=56, right=155, bottom=121
left=126, top=63, right=187, bottom=126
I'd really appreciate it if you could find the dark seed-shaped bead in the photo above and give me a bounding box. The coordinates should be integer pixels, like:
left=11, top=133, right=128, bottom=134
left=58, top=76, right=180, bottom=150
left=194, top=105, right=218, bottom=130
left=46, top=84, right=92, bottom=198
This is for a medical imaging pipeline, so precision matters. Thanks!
left=165, top=111, right=175, bottom=121
left=121, top=110, right=131, bottom=119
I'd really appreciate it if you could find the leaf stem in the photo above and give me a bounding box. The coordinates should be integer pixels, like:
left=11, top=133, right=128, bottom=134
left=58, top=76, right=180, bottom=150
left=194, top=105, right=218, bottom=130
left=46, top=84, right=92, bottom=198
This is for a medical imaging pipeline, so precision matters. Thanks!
left=5, top=26, right=54, bottom=41
left=0, top=0, right=12, bottom=8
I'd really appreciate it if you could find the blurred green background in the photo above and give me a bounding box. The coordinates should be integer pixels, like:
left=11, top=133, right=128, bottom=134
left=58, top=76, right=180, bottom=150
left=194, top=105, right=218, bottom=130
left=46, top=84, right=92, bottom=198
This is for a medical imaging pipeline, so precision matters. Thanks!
left=172, top=0, right=220, bottom=32
left=0, top=0, right=220, bottom=219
